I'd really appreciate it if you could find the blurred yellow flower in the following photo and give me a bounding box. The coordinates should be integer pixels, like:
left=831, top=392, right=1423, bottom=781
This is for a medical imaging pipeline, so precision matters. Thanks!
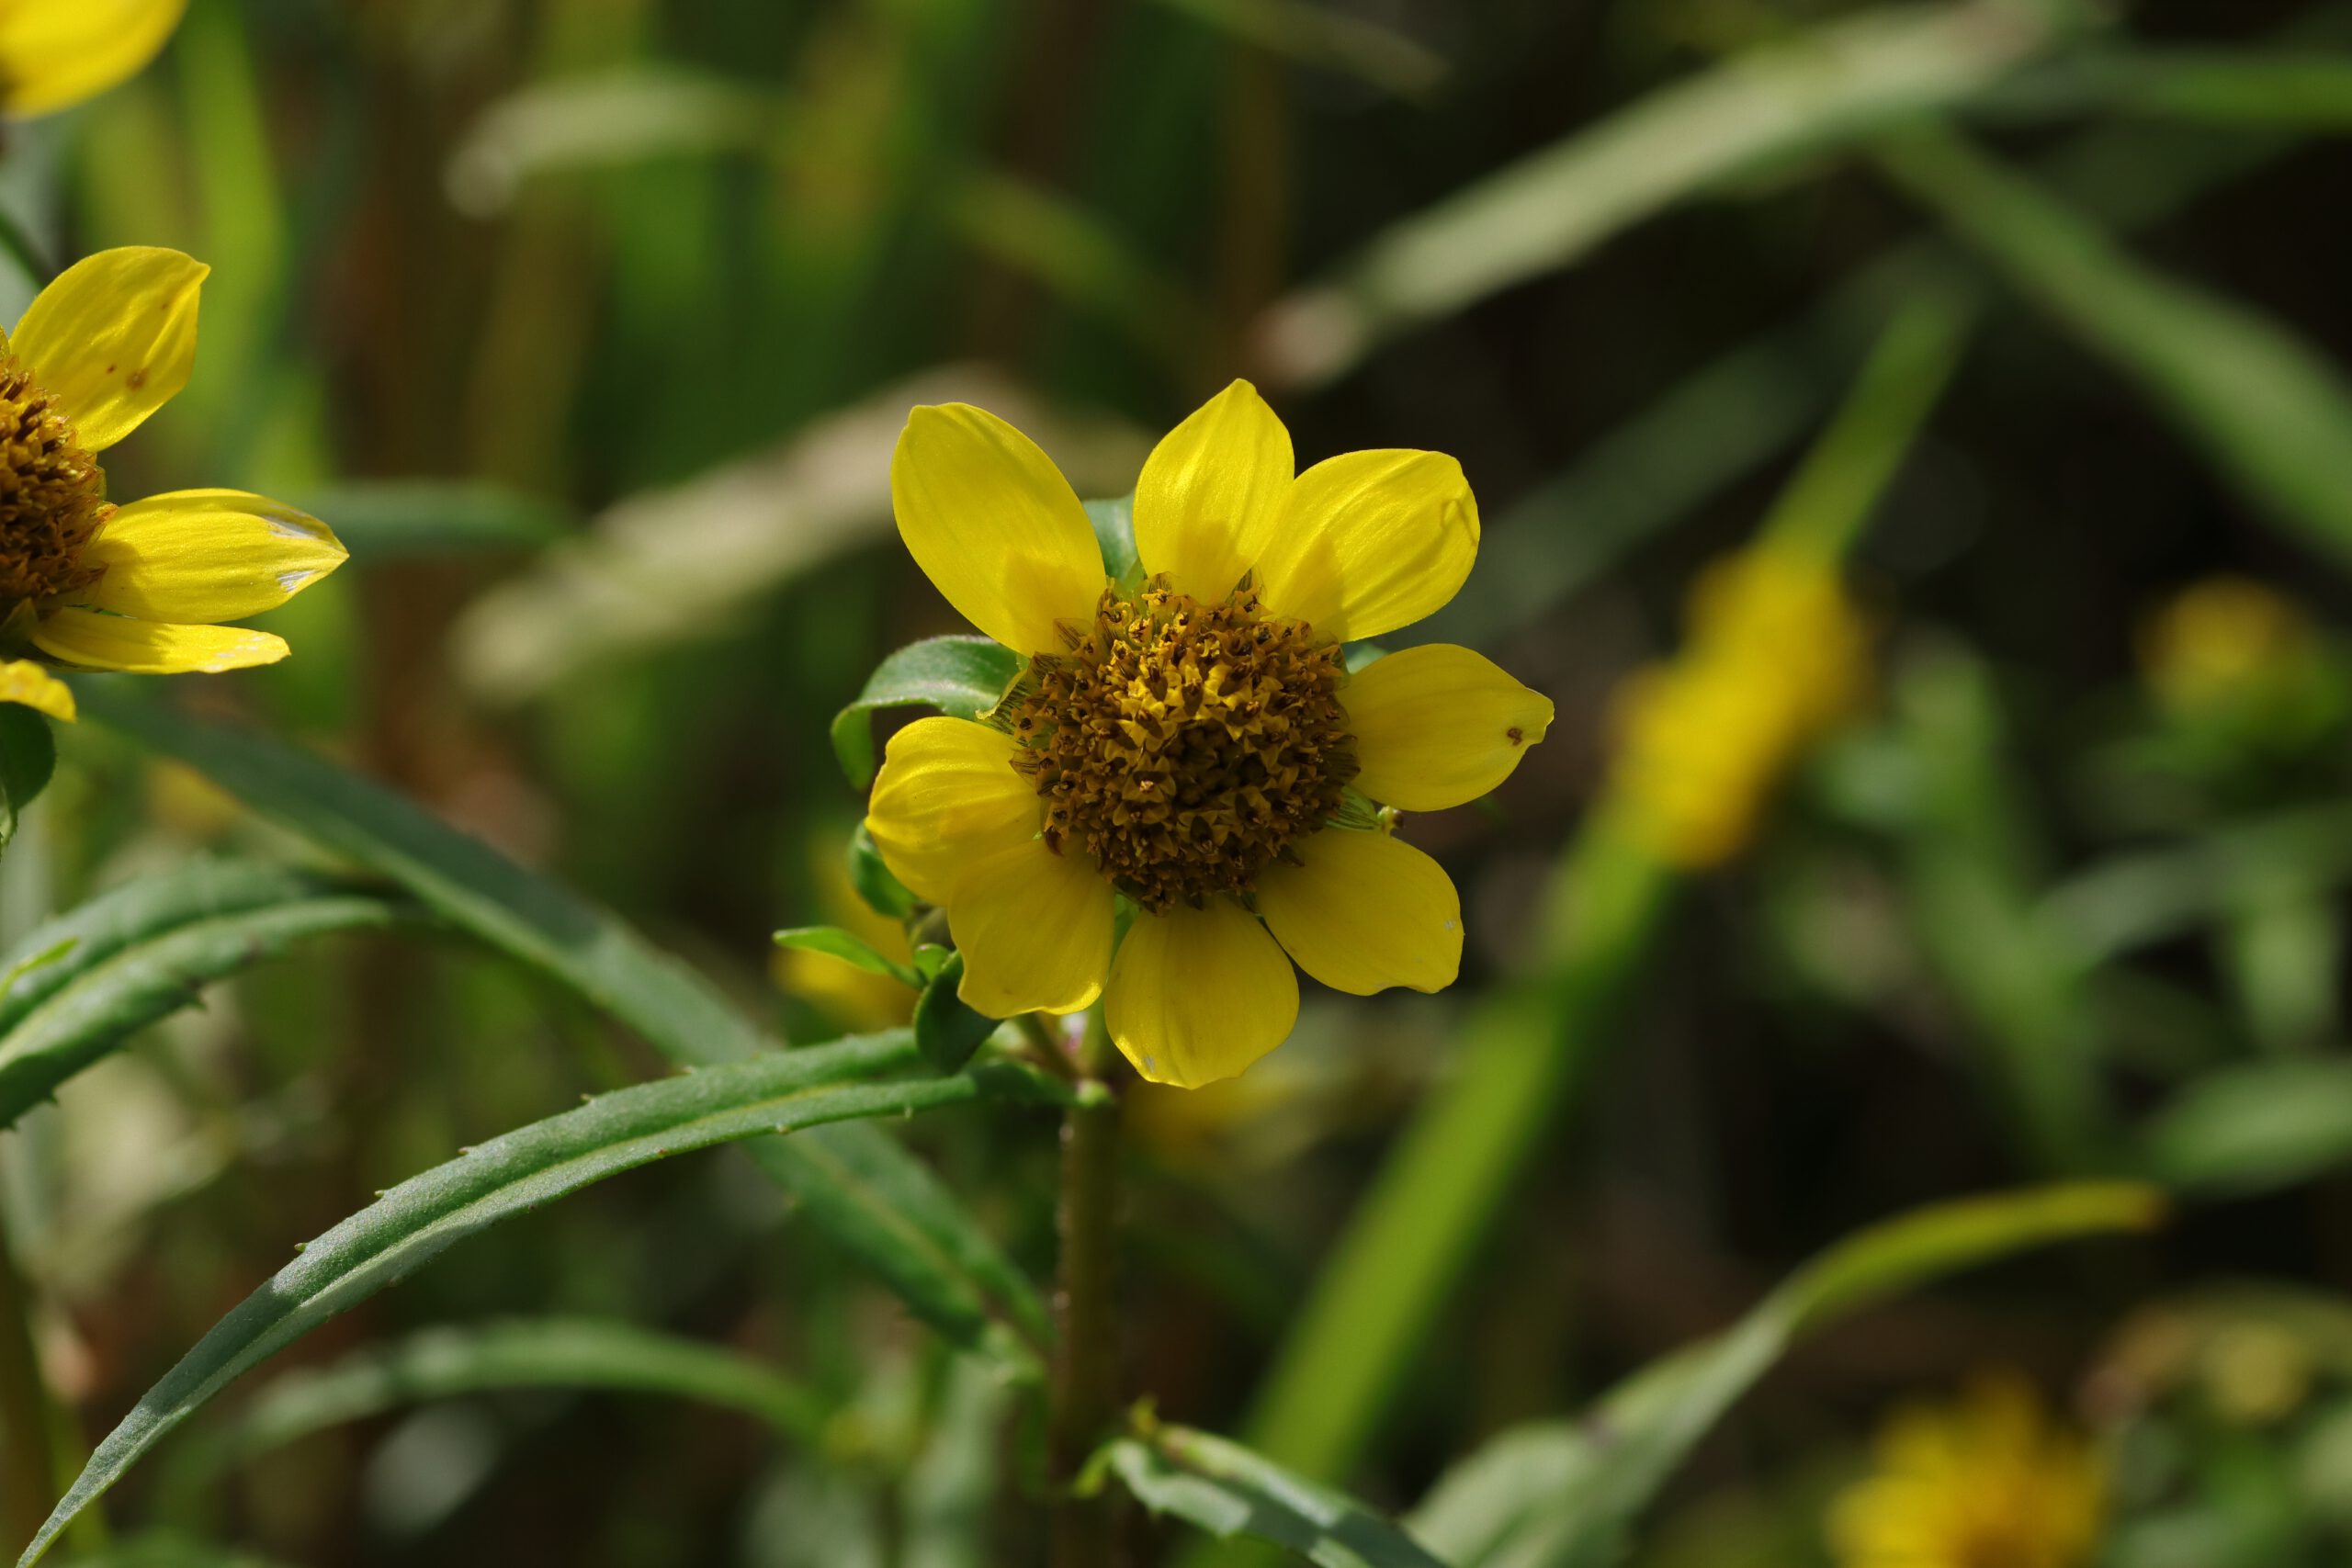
left=865, top=379, right=1552, bottom=1088
left=1830, top=1375, right=2105, bottom=1568
left=0, top=0, right=187, bottom=118
left=1605, top=547, right=1867, bottom=867
left=2139, top=575, right=2323, bottom=717
left=0, top=247, right=345, bottom=719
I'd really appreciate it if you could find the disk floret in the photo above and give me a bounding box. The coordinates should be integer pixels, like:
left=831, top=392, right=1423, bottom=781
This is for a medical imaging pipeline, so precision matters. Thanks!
left=0, top=354, right=107, bottom=609
left=1010, top=581, right=1355, bottom=911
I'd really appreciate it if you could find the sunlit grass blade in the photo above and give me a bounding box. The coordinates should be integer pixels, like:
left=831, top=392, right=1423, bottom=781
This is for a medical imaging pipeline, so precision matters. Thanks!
left=1408, top=1184, right=2162, bottom=1567
left=2143, top=1059, right=2352, bottom=1197
left=1147, top=0, right=1446, bottom=98
left=74, top=686, right=1052, bottom=1365
left=198, top=1318, right=831, bottom=1470
left=1256, top=0, right=2058, bottom=389
left=1103, top=1419, right=1446, bottom=1568
left=1876, top=126, right=2352, bottom=570
left=16, top=1032, right=1068, bottom=1566
left=0, top=860, right=417, bottom=1129
left=445, top=65, right=775, bottom=218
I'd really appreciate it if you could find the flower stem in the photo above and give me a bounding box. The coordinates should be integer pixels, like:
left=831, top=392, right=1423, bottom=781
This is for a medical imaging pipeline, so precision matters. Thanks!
left=1047, top=1011, right=1125, bottom=1567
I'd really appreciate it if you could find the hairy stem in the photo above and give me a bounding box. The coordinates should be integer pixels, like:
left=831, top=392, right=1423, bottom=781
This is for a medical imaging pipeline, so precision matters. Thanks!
left=1047, top=1012, right=1125, bottom=1566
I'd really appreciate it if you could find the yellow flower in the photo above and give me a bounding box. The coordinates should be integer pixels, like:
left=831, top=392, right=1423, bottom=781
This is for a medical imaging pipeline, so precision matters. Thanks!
left=0, top=247, right=345, bottom=719
left=0, top=0, right=187, bottom=118
left=1604, top=547, right=1867, bottom=867
left=1829, top=1375, right=2106, bottom=1568
left=2139, top=575, right=2324, bottom=717
left=864, top=380, right=1552, bottom=1089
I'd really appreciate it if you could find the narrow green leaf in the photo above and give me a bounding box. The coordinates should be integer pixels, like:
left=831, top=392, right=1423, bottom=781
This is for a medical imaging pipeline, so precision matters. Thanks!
left=445, top=65, right=776, bottom=217
left=831, top=637, right=1023, bottom=789
left=1257, top=0, right=2057, bottom=388
left=848, top=823, right=917, bottom=920
left=209, top=1318, right=831, bottom=1462
left=0, top=705, right=55, bottom=855
left=1876, top=126, right=2352, bottom=570
left=1408, top=1183, right=2161, bottom=1568
left=17, top=1031, right=1066, bottom=1566
left=2144, top=1059, right=2352, bottom=1198
left=74, top=686, right=1052, bottom=1366
left=0, top=861, right=417, bottom=1128
left=913, top=953, right=999, bottom=1075
left=774, top=927, right=922, bottom=990
left=1108, top=1422, right=1446, bottom=1568
left=1084, top=493, right=1139, bottom=583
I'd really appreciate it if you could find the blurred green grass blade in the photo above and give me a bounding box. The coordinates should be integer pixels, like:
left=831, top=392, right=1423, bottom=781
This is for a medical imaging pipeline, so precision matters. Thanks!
left=1106, top=1422, right=1446, bottom=1568
left=831, top=637, right=1022, bottom=789
left=948, top=171, right=1211, bottom=369
left=1256, top=0, right=2056, bottom=389
left=1758, top=289, right=1974, bottom=560
left=294, top=481, right=571, bottom=562
left=2039, top=801, right=2352, bottom=964
left=1996, top=48, right=2352, bottom=128
left=1876, top=126, right=2352, bottom=570
left=16, top=1033, right=1067, bottom=1566
left=0, top=861, right=416, bottom=1129
left=211, top=1318, right=831, bottom=1461
left=2144, top=1059, right=2352, bottom=1197
left=1408, top=1183, right=2160, bottom=1568
left=902, top=1358, right=1015, bottom=1568
left=1220, top=299, right=1960, bottom=1522
left=73, top=685, right=1053, bottom=1364
left=445, top=65, right=775, bottom=218
left=1148, top=0, right=1446, bottom=98
left=1887, top=649, right=2118, bottom=1169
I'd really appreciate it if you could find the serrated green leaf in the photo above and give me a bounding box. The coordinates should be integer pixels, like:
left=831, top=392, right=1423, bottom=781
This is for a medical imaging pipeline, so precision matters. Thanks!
left=0, top=861, right=418, bottom=1128
left=775, top=927, right=922, bottom=990
left=1107, top=1423, right=1446, bottom=1568
left=831, top=637, right=1023, bottom=789
left=74, top=685, right=1052, bottom=1368
left=1408, top=1183, right=2162, bottom=1568
left=17, top=1031, right=1067, bottom=1566
left=913, top=953, right=998, bottom=1075
left=0, top=705, right=55, bottom=855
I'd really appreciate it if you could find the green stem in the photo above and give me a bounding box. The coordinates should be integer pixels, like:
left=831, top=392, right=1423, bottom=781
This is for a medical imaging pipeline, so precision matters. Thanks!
left=1048, top=1011, right=1125, bottom=1567
left=0, top=1189, right=57, bottom=1551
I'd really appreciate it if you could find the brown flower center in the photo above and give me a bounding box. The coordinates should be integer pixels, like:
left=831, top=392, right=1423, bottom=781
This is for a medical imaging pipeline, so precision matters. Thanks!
left=1010, top=582, right=1355, bottom=912
left=0, top=354, right=107, bottom=614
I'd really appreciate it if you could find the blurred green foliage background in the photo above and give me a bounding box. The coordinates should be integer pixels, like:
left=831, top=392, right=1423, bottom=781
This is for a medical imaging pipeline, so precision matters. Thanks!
left=9, top=0, right=2352, bottom=1562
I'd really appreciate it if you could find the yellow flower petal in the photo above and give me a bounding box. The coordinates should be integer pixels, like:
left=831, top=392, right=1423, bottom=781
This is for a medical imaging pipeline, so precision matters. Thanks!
left=890, top=403, right=1106, bottom=655
left=29, top=608, right=285, bottom=673
left=11, top=246, right=207, bottom=451
left=1250, top=448, right=1477, bottom=641
left=1344, top=643, right=1554, bottom=811
left=1133, top=378, right=1292, bottom=603
left=864, top=716, right=1042, bottom=906
left=949, top=839, right=1113, bottom=1016
left=0, top=0, right=187, bottom=118
left=1256, top=828, right=1461, bottom=996
left=1106, top=897, right=1298, bottom=1088
left=74, top=490, right=345, bottom=624
left=0, top=660, right=74, bottom=721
